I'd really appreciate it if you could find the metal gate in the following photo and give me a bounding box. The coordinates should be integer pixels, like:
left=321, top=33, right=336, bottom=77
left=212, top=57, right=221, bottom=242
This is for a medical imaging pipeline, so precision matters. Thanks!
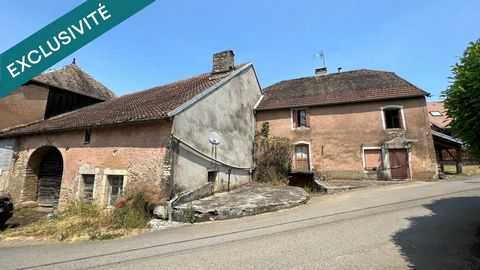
left=37, top=149, right=63, bottom=205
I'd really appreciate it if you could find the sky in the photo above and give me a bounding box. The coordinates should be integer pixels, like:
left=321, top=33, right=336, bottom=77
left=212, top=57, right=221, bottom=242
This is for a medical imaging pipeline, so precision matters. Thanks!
left=1, top=1, right=479, bottom=101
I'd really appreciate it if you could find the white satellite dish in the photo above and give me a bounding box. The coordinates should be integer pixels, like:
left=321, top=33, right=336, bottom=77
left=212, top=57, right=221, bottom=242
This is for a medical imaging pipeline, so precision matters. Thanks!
left=209, top=131, right=220, bottom=145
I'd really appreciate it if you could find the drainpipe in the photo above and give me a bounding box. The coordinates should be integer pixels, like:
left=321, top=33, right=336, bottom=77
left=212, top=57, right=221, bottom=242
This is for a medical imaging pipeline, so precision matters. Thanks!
left=167, top=195, right=178, bottom=224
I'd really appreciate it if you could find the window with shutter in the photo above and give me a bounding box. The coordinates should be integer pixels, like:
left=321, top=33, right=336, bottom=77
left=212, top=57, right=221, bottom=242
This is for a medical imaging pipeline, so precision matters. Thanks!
left=363, top=149, right=383, bottom=171
left=292, top=109, right=309, bottom=128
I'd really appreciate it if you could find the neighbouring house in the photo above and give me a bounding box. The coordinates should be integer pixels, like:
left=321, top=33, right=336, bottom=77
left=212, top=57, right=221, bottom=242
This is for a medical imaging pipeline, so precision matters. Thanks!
left=255, top=68, right=438, bottom=182
left=0, top=51, right=262, bottom=209
left=0, top=61, right=116, bottom=131
left=427, top=102, right=474, bottom=174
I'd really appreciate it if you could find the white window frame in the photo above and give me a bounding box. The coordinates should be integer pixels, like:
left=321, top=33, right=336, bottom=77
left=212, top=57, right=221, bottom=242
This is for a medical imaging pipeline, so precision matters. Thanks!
left=293, top=141, right=313, bottom=172
left=380, top=105, right=406, bottom=131
left=290, top=108, right=310, bottom=131
left=362, top=146, right=385, bottom=173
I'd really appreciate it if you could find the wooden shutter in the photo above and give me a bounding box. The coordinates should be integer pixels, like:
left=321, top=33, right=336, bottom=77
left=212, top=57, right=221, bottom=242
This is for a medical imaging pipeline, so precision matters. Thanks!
left=306, top=109, right=310, bottom=127
left=364, top=149, right=383, bottom=171
left=292, top=110, right=298, bottom=128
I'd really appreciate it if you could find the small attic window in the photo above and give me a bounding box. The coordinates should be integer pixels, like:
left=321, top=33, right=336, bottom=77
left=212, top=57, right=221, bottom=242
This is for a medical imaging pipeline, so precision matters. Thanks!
left=430, top=111, right=442, bottom=117
left=84, top=129, right=91, bottom=144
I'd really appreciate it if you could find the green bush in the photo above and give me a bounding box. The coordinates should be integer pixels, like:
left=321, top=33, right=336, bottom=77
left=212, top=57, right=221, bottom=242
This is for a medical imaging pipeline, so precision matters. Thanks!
left=185, top=202, right=196, bottom=223
left=254, top=122, right=293, bottom=184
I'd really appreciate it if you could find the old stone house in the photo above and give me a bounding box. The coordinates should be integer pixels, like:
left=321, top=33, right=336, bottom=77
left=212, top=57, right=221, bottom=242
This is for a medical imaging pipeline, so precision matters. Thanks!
left=0, top=51, right=261, bottom=208
left=255, top=68, right=438, bottom=181
left=0, top=62, right=116, bottom=131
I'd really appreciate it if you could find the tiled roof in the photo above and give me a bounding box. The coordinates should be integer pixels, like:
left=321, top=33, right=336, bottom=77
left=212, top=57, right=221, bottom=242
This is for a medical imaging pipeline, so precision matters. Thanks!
left=257, top=69, right=428, bottom=110
left=33, top=64, right=116, bottom=100
left=427, top=102, right=450, bottom=129
left=0, top=65, right=245, bottom=138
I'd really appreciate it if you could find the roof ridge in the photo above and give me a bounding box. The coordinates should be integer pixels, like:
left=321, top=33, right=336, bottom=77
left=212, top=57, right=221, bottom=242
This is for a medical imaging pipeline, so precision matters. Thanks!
left=264, top=69, right=394, bottom=91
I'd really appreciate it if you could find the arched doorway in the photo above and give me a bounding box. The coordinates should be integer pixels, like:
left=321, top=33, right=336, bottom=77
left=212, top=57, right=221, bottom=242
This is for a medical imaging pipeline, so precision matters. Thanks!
left=24, top=146, right=64, bottom=206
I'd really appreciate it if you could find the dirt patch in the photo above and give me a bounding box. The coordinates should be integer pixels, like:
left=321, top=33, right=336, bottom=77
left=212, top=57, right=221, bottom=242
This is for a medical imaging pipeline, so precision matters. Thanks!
left=1, top=207, right=51, bottom=232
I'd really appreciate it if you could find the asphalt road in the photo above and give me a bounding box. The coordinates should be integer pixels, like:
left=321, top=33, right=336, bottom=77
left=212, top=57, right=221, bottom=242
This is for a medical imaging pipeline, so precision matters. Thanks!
left=2, top=178, right=480, bottom=270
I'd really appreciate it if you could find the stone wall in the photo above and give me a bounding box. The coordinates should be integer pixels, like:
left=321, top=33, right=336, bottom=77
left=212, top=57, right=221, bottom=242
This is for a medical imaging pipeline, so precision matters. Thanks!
left=256, top=97, right=438, bottom=181
left=5, top=121, right=172, bottom=207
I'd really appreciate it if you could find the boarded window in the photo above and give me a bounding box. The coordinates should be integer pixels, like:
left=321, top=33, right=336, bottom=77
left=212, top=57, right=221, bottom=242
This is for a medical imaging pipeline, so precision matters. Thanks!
left=292, top=110, right=308, bottom=128
left=108, top=175, right=124, bottom=205
left=294, top=144, right=310, bottom=171
left=384, top=108, right=402, bottom=129
left=82, top=175, right=95, bottom=201
left=364, top=149, right=383, bottom=171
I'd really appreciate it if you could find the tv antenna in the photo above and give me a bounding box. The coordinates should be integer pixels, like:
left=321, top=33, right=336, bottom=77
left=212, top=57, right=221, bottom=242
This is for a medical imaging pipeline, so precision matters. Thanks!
left=313, top=51, right=326, bottom=67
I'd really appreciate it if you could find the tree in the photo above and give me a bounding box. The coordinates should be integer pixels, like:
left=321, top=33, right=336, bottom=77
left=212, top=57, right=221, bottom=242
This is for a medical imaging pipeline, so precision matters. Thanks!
left=443, top=39, right=480, bottom=160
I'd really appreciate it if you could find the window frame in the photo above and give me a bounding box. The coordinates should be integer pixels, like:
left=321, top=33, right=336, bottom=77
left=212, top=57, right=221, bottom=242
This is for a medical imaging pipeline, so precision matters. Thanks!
left=293, top=141, right=312, bottom=172
left=81, top=174, right=95, bottom=201
left=380, top=105, right=406, bottom=131
left=362, top=147, right=385, bottom=173
left=291, top=108, right=310, bottom=130
left=108, top=175, right=125, bottom=206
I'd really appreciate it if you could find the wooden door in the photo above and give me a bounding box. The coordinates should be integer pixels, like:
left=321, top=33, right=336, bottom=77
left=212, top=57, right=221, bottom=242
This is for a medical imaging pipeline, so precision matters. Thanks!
left=37, top=149, right=63, bottom=205
left=389, top=149, right=409, bottom=180
left=295, top=144, right=310, bottom=171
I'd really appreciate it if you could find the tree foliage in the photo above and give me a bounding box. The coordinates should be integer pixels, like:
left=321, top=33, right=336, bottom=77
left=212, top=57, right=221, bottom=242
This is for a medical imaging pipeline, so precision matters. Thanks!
left=443, top=39, right=480, bottom=160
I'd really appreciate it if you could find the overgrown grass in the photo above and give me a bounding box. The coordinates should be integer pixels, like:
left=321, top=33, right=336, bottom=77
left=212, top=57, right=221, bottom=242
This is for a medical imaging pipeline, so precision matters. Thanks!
left=444, top=164, right=480, bottom=176
left=1, top=182, right=161, bottom=242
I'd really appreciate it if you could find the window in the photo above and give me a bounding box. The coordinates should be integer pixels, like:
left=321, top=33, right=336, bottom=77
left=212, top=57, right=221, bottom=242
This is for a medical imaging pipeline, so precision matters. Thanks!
left=108, top=175, right=124, bottom=205
left=84, top=129, right=91, bottom=144
left=430, top=111, right=442, bottom=116
left=82, top=175, right=95, bottom=201
left=363, top=149, right=383, bottom=171
left=294, top=144, right=310, bottom=171
left=383, top=108, right=402, bottom=129
left=208, top=171, right=218, bottom=182
left=292, top=109, right=308, bottom=128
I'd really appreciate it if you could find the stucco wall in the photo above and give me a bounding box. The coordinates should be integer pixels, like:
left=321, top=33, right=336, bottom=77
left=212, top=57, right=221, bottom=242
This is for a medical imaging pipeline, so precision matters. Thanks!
left=172, top=66, right=262, bottom=192
left=0, top=84, right=49, bottom=130
left=5, top=121, right=172, bottom=207
left=256, top=97, right=438, bottom=180
left=0, top=139, right=15, bottom=192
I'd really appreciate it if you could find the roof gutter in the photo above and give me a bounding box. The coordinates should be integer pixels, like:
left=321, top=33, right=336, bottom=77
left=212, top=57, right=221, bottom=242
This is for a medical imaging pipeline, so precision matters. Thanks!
left=171, top=134, right=254, bottom=171
left=167, top=63, right=253, bottom=117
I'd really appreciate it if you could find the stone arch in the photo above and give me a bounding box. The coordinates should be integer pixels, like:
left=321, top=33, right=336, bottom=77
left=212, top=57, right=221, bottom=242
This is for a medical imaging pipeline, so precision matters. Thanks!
left=23, top=146, right=64, bottom=206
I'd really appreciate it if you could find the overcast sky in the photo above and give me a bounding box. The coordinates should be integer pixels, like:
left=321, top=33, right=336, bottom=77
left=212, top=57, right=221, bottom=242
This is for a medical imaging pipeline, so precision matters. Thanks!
left=1, top=1, right=479, bottom=101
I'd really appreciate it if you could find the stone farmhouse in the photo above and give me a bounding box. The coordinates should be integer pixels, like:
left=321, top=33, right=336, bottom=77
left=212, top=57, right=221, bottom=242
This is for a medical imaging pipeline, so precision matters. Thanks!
left=0, top=62, right=116, bottom=131
left=0, top=51, right=262, bottom=208
left=255, top=68, right=438, bottom=182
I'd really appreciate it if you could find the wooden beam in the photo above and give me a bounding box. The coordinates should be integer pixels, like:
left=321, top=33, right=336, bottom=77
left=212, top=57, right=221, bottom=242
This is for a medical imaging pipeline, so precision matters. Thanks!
left=456, top=148, right=463, bottom=174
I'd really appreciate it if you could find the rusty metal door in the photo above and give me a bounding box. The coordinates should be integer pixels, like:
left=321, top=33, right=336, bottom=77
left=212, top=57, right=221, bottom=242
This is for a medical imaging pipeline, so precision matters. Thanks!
left=37, top=149, right=63, bottom=206
left=389, top=149, right=409, bottom=180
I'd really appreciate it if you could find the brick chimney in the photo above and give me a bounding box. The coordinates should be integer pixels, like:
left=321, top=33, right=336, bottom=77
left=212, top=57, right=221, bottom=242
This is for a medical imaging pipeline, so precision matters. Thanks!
left=212, top=50, right=235, bottom=74
left=315, top=67, right=327, bottom=76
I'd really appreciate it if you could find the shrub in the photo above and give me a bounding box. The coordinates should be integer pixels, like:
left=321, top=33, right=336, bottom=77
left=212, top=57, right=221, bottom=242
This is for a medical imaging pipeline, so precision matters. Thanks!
left=111, top=182, right=161, bottom=229
left=185, top=202, right=196, bottom=223
left=254, top=122, right=293, bottom=184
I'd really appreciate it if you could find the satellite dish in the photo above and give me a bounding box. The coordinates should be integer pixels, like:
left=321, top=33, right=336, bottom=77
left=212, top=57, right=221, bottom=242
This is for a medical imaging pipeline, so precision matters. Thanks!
left=209, top=131, right=220, bottom=145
